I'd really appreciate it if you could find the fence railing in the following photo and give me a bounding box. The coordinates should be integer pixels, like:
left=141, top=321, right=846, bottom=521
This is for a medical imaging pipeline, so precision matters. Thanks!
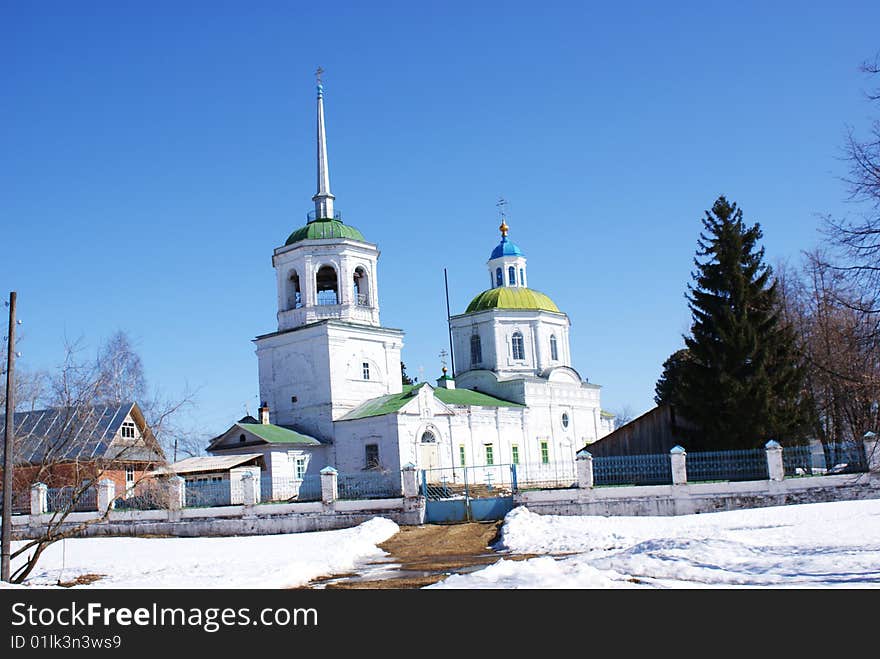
left=184, top=480, right=232, bottom=508
left=259, top=475, right=322, bottom=503
left=338, top=471, right=400, bottom=500
left=686, top=448, right=769, bottom=483
left=46, top=486, right=97, bottom=513
left=593, top=453, right=673, bottom=486
left=515, top=461, right=578, bottom=490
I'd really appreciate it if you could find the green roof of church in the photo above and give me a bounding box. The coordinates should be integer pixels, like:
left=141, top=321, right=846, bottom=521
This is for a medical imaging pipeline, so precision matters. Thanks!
left=285, top=219, right=366, bottom=246
left=465, top=287, right=560, bottom=313
left=340, top=384, right=523, bottom=421
left=238, top=423, right=321, bottom=445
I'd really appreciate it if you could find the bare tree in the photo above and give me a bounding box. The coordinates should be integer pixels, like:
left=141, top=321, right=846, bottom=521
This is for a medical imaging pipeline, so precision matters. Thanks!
left=0, top=335, right=49, bottom=413
left=5, top=332, right=196, bottom=584
left=777, top=253, right=880, bottom=451
left=823, top=54, right=880, bottom=320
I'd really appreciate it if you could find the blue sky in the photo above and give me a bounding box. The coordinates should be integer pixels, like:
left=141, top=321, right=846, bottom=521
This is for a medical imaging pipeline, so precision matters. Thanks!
left=2, top=1, right=879, bottom=440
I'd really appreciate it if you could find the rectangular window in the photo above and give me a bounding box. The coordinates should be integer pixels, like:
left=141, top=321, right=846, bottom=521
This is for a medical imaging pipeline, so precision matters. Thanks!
left=125, top=465, right=135, bottom=498
left=121, top=421, right=136, bottom=439
left=485, top=444, right=494, bottom=466
left=540, top=441, right=549, bottom=464
left=511, top=445, right=519, bottom=465
left=362, top=362, right=370, bottom=380
left=459, top=445, right=466, bottom=467
left=365, top=444, right=379, bottom=469
left=296, top=457, right=307, bottom=480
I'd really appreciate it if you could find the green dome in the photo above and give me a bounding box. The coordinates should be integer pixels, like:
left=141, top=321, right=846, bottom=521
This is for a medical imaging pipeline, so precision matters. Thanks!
left=285, top=219, right=366, bottom=246
left=465, top=287, right=561, bottom=313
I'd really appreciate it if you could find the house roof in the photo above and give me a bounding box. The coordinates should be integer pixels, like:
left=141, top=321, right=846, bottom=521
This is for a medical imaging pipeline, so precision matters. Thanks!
left=153, top=454, right=264, bottom=476
left=0, top=403, right=164, bottom=465
left=207, top=421, right=322, bottom=452
left=237, top=423, right=322, bottom=445
left=340, top=383, right=523, bottom=421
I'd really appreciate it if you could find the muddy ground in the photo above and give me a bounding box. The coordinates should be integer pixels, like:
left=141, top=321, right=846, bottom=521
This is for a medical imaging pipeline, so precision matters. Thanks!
left=308, top=521, right=532, bottom=589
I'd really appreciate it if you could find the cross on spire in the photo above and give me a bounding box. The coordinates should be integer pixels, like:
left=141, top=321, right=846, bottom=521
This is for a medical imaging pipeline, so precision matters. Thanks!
left=315, top=66, right=325, bottom=85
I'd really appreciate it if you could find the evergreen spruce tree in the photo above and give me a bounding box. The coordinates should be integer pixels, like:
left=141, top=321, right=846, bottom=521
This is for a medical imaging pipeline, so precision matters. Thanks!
left=667, top=196, right=809, bottom=449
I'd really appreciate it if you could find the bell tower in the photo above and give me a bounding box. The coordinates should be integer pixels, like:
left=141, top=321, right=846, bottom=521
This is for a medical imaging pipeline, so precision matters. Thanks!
left=254, top=70, right=404, bottom=441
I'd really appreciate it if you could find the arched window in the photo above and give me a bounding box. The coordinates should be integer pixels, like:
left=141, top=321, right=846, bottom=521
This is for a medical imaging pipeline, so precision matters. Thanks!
left=508, top=266, right=516, bottom=285
left=511, top=331, right=525, bottom=360
left=495, top=267, right=503, bottom=287
left=470, top=334, right=482, bottom=366
left=288, top=271, right=302, bottom=309
left=519, top=268, right=525, bottom=286
left=316, top=265, right=338, bottom=305
left=353, top=267, right=370, bottom=306
left=421, top=431, right=436, bottom=443
left=550, top=334, right=558, bottom=361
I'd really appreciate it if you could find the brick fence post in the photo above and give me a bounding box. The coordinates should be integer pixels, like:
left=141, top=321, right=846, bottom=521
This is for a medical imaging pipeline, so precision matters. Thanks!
left=30, top=483, right=47, bottom=516
left=863, top=432, right=879, bottom=473
left=670, top=445, right=687, bottom=485
left=401, top=463, right=419, bottom=498
left=320, top=466, right=338, bottom=505
left=97, top=479, right=116, bottom=513
left=576, top=450, right=594, bottom=489
left=765, top=440, right=784, bottom=481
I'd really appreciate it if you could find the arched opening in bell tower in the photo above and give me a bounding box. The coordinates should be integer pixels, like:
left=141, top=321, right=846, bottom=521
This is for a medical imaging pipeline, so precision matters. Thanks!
left=287, top=270, right=302, bottom=309
left=316, top=265, right=339, bottom=305
left=353, top=267, right=370, bottom=306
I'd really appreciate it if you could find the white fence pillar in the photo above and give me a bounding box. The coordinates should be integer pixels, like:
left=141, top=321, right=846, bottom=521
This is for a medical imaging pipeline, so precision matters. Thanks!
left=30, top=482, right=47, bottom=515
left=670, top=445, right=687, bottom=485
left=97, top=479, right=116, bottom=513
left=241, top=472, right=257, bottom=506
left=576, top=450, right=594, bottom=489
left=864, top=431, right=879, bottom=473
left=401, top=463, right=419, bottom=498
left=320, top=466, right=338, bottom=505
left=169, top=476, right=185, bottom=510
left=765, top=440, right=784, bottom=481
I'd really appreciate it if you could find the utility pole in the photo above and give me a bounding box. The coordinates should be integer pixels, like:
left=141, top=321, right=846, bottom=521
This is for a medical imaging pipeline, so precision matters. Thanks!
left=2, top=291, right=17, bottom=582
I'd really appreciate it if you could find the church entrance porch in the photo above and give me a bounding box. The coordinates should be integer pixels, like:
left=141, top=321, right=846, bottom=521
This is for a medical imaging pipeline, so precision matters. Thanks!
left=421, top=464, right=517, bottom=523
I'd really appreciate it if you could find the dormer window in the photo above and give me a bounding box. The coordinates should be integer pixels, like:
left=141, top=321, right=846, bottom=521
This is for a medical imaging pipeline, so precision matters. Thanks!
left=239, top=434, right=246, bottom=443
left=121, top=421, right=136, bottom=439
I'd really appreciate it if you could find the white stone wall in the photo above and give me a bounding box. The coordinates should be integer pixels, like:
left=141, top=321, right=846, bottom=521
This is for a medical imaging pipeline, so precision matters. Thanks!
left=255, top=320, right=403, bottom=441
left=450, top=309, right=571, bottom=377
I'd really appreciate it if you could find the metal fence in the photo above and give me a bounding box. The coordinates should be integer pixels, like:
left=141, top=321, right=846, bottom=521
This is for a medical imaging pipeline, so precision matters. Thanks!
left=421, top=464, right=516, bottom=500
left=687, top=448, right=769, bottom=482
left=783, top=444, right=816, bottom=477
left=338, top=471, right=400, bottom=500
left=46, top=486, right=97, bottom=513
left=0, top=489, right=30, bottom=515
left=821, top=442, right=868, bottom=474
left=593, top=453, right=673, bottom=486
left=259, top=475, right=322, bottom=503
left=184, top=480, right=232, bottom=508
left=515, top=461, right=578, bottom=490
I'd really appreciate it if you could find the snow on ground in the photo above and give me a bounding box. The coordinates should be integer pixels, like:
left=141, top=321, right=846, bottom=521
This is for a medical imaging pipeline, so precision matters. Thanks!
left=5, top=517, right=399, bottom=589
left=431, top=499, right=880, bottom=589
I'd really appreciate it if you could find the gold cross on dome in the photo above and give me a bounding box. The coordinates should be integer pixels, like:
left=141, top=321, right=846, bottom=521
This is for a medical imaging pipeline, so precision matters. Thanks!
left=315, top=66, right=325, bottom=84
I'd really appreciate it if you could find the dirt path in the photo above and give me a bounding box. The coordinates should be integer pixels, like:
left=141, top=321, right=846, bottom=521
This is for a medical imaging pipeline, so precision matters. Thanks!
left=308, top=521, right=531, bottom=589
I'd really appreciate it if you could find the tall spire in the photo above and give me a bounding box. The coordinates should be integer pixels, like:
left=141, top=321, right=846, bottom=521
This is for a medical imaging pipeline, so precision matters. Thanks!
left=312, top=66, right=335, bottom=221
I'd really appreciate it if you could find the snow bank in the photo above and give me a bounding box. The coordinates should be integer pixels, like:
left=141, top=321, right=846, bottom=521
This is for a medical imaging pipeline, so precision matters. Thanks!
left=8, top=517, right=399, bottom=589
left=432, top=499, right=880, bottom=588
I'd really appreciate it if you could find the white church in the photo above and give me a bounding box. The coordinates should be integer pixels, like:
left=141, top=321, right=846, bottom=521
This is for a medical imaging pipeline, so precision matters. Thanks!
left=207, top=74, right=614, bottom=490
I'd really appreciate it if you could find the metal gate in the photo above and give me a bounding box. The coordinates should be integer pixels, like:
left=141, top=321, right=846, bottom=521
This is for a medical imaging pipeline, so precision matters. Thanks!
left=421, top=463, right=517, bottom=523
